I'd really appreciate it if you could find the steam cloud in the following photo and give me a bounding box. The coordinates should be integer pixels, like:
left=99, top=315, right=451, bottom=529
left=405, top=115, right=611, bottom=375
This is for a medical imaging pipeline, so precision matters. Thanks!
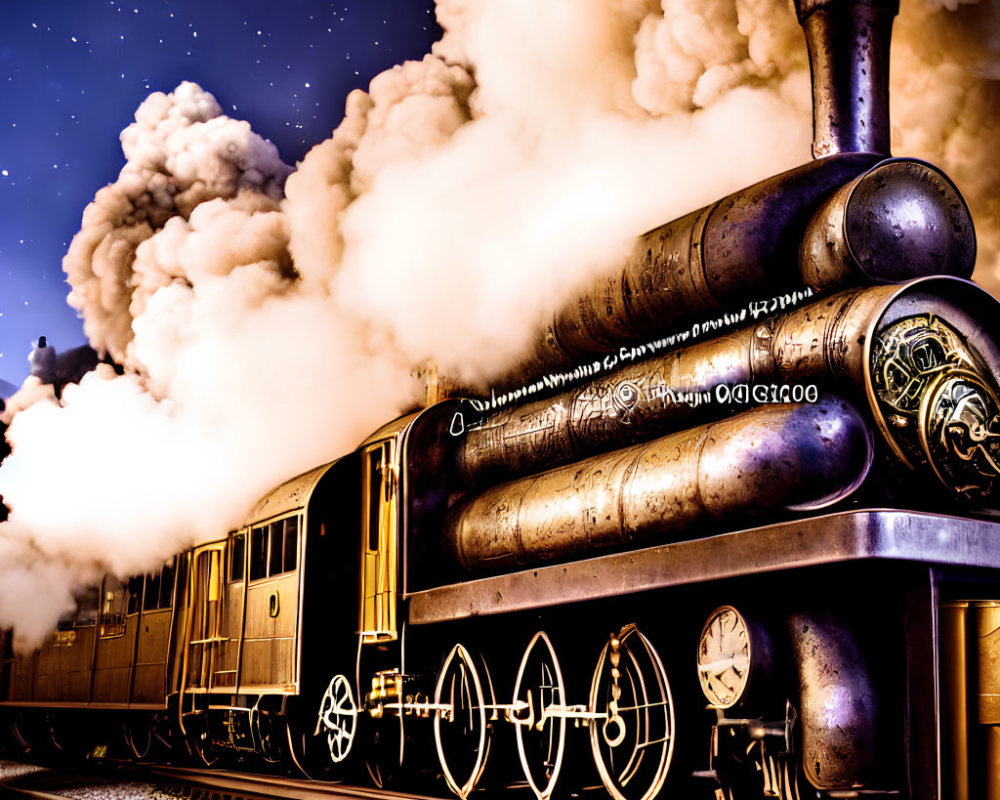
left=0, top=0, right=997, bottom=649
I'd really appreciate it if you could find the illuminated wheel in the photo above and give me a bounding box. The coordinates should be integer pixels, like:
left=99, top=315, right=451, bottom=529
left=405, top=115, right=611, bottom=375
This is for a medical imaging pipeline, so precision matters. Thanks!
left=433, top=643, right=491, bottom=799
left=589, top=624, right=674, bottom=800
left=512, top=631, right=567, bottom=800
left=317, top=674, right=357, bottom=764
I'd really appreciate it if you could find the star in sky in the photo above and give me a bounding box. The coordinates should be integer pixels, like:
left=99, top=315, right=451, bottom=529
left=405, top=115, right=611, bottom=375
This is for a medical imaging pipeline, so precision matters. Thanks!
left=0, top=0, right=440, bottom=386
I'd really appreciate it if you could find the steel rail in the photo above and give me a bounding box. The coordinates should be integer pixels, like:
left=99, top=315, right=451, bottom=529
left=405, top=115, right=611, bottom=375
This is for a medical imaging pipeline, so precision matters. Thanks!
left=0, top=759, right=460, bottom=800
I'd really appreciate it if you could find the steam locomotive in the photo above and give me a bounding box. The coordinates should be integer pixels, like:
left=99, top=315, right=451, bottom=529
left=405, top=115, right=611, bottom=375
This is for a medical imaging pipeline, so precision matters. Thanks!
left=2, top=1, right=1000, bottom=798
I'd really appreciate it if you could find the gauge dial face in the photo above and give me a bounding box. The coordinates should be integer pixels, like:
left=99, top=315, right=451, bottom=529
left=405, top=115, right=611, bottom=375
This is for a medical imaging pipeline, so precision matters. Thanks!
left=697, top=605, right=751, bottom=709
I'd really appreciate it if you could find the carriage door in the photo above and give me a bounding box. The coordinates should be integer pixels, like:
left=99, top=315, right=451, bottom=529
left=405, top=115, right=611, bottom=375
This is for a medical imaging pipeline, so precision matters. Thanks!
left=185, top=543, right=225, bottom=690
left=360, top=439, right=398, bottom=643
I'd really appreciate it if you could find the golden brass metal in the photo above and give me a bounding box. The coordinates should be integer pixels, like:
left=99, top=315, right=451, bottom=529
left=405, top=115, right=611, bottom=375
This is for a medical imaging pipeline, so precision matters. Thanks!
left=976, top=603, right=1000, bottom=725
left=359, top=438, right=400, bottom=644
left=446, top=397, right=871, bottom=572
left=976, top=602, right=1000, bottom=800
left=871, top=318, right=1000, bottom=501
left=941, top=601, right=970, bottom=800
left=367, top=669, right=403, bottom=719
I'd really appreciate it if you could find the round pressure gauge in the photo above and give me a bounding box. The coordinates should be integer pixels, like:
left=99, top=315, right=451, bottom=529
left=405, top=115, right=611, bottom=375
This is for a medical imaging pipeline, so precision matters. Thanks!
left=696, top=605, right=754, bottom=709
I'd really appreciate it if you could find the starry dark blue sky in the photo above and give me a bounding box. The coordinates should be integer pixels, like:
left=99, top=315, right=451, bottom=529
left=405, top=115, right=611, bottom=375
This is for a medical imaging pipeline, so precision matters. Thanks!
left=0, top=0, right=440, bottom=387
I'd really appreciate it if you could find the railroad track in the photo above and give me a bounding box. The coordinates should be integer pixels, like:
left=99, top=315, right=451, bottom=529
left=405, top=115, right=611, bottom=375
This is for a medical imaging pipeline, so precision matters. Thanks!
left=0, top=760, right=479, bottom=800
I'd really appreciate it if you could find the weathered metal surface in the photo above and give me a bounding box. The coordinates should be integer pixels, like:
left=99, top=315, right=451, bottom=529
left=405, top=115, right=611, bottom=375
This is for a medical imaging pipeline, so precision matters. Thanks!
left=794, top=0, right=898, bottom=157
left=459, top=278, right=1000, bottom=502
left=788, top=611, right=877, bottom=790
left=407, top=510, right=1000, bottom=625
left=446, top=397, right=872, bottom=573
left=801, top=158, right=975, bottom=291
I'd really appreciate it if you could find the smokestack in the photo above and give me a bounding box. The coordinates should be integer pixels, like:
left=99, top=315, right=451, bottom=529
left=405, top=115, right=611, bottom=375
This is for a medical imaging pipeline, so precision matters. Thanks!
left=29, top=336, right=56, bottom=384
left=794, top=0, right=899, bottom=158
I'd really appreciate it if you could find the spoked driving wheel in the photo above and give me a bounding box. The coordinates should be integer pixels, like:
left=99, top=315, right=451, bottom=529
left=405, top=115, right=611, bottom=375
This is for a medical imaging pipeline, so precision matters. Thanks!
left=512, top=631, right=567, bottom=800
left=317, top=674, right=358, bottom=764
left=589, top=624, right=674, bottom=800
left=433, top=643, right=491, bottom=800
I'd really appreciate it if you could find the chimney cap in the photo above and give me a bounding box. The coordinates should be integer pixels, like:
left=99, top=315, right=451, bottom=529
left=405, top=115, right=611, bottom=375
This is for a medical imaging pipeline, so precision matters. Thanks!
left=794, top=0, right=899, bottom=22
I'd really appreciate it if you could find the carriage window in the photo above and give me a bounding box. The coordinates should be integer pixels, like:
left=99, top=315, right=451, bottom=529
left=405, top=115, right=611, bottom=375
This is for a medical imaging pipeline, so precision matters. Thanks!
left=249, top=525, right=268, bottom=581
left=230, top=532, right=246, bottom=582
left=74, top=585, right=99, bottom=628
left=159, top=561, right=175, bottom=608
left=143, top=569, right=161, bottom=612
left=127, top=576, right=143, bottom=615
left=282, top=516, right=298, bottom=573
left=99, top=579, right=127, bottom=638
left=268, top=521, right=283, bottom=576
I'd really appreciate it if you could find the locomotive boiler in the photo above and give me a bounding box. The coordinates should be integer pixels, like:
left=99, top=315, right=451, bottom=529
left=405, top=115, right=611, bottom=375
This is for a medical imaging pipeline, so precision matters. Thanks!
left=2, top=1, right=1000, bottom=799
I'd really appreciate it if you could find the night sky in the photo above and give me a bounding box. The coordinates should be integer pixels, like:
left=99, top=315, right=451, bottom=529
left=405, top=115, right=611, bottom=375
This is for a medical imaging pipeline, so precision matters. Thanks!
left=0, top=0, right=440, bottom=388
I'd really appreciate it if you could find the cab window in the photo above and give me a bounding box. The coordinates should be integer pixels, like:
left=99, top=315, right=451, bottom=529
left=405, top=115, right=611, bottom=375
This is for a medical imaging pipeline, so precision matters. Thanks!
left=229, top=532, right=246, bottom=582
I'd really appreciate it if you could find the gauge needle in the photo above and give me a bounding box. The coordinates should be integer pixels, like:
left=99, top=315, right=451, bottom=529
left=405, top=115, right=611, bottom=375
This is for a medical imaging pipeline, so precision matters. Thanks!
left=698, top=656, right=735, bottom=674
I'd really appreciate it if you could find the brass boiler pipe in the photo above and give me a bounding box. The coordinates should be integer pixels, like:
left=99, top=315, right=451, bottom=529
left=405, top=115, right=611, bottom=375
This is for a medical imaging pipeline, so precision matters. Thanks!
left=460, top=277, right=1000, bottom=503
left=506, top=156, right=974, bottom=385
left=444, top=396, right=872, bottom=573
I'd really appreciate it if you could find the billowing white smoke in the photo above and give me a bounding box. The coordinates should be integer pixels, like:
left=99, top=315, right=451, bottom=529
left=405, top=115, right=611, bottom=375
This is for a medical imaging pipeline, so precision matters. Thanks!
left=316, top=0, right=813, bottom=380
left=890, top=0, right=1000, bottom=283
left=0, top=0, right=997, bottom=649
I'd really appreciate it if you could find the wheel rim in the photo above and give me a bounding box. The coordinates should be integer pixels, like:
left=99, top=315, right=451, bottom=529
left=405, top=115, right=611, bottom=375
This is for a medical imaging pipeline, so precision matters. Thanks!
left=433, top=643, right=490, bottom=800
left=589, top=624, right=674, bottom=800
left=512, top=631, right=567, bottom=800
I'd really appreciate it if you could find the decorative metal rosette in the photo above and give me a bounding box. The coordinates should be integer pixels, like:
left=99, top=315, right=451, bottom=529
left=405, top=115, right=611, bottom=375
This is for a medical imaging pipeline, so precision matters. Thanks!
left=871, top=314, right=1000, bottom=500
